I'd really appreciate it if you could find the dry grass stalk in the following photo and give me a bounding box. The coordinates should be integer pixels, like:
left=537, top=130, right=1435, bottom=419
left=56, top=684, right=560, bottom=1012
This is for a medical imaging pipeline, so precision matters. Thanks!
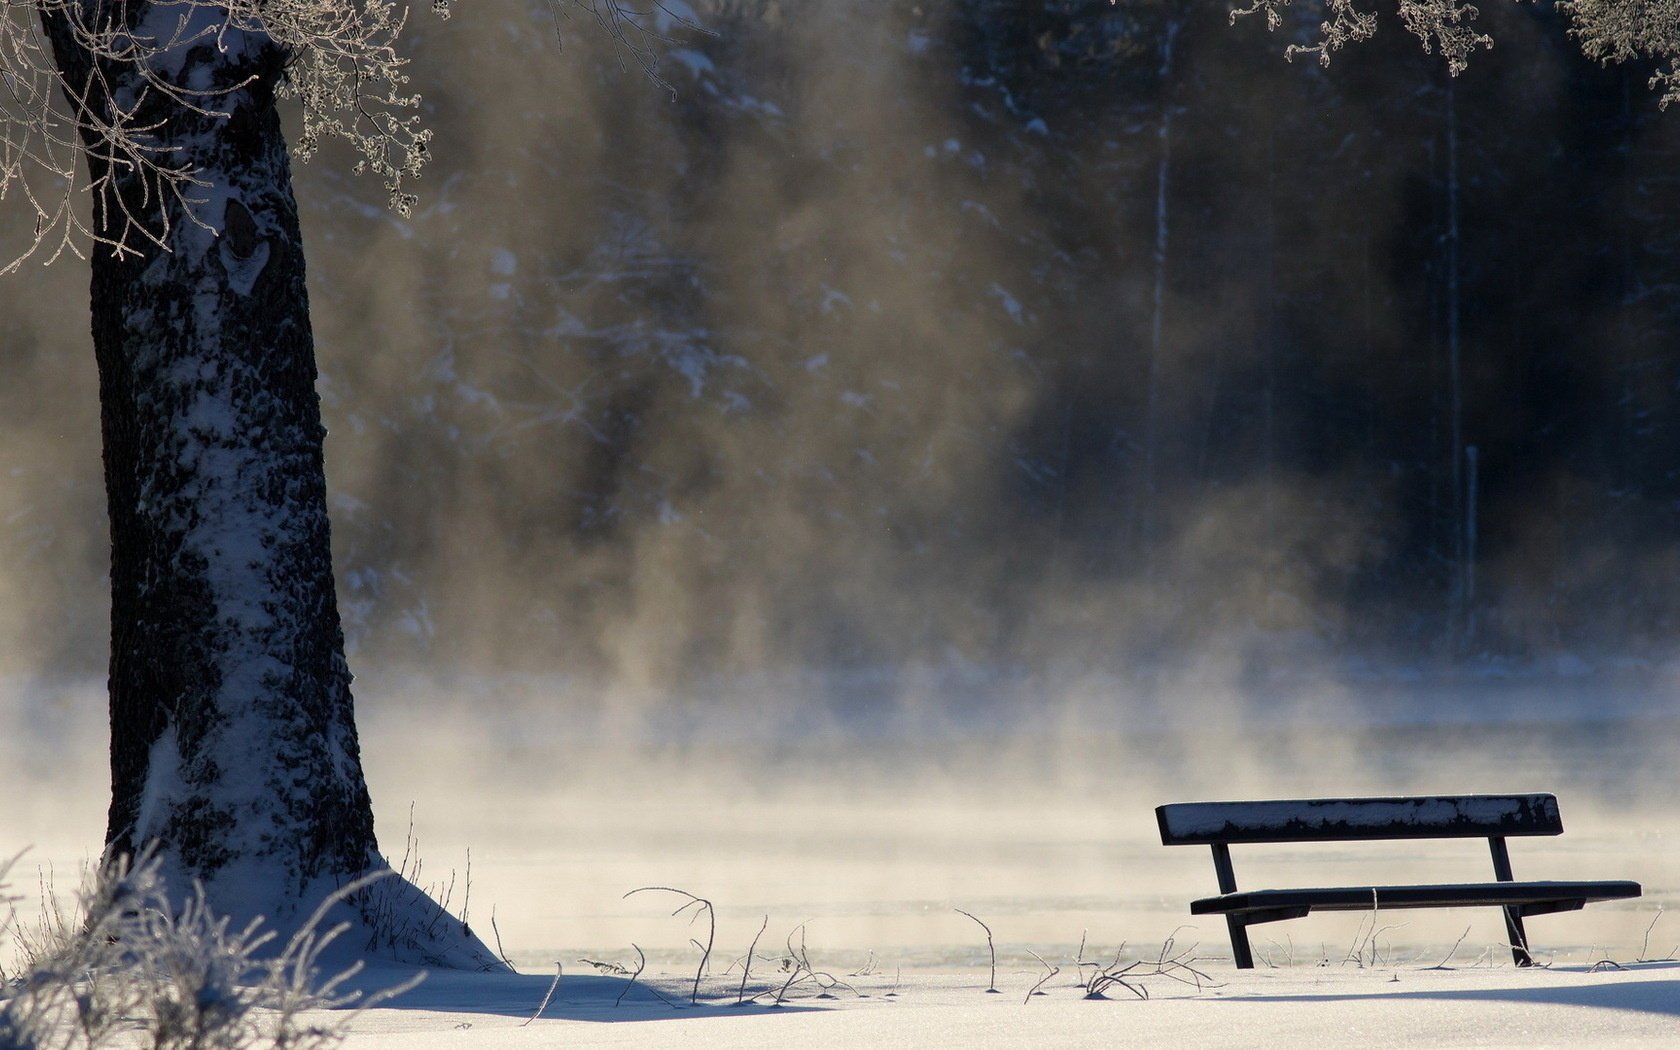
left=622, top=886, right=714, bottom=1004
left=953, top=908, right=999, bottom=993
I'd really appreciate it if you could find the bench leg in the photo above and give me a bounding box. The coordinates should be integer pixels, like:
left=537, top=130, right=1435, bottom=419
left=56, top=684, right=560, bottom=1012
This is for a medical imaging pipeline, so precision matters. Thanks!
left=1226, top=915, right=1255, bottom=969
left=1489, top=837, right=1533, bottom=967
left=1502, top=907, right=1532, bottom=967
left=1209, top=844, right=1256, bottom=968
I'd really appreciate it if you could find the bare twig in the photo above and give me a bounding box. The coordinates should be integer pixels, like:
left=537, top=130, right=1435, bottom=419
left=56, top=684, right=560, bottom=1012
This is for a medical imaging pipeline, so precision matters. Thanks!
left=1639, top=909, right=1677, bottom=963
left=1085, top=949, right=1147, bottom=1001
left=768, top=923, right=863, bottom=1005
left=616, top=945, right=645, bottom=1007
left=771, top=925, right=811, bottom=1007
left=954, top=908, right=999, bottom=993
left=612, top=943, right=679, bottom=1008
left=735, top=915, right=769, bottom=1007
left=624, top=886, right=715, bottom=1004
left=459, top=847, right=472, bottom=927
left=522, top=962, right=562, bottom=1026
left=1024, top=949, right=1059, bottom=1004
left=1261, top=934, right=1295, bottom=969
left=1082, top=931, right=1212, bottom=1000
left=849, top=949, right=880, bottom=977
left=490, top=907, right=514, bottom=969
left=1341, top=891, right=1407, bottom=969
left=1585, top=909, right=1676, bottom=971
left=1425, top=926, right=1472, bottom=971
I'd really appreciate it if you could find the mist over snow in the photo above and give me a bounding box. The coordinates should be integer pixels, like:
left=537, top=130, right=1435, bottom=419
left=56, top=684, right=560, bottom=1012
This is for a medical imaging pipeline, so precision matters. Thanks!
left=3, top=4, right=1680, bottom=1037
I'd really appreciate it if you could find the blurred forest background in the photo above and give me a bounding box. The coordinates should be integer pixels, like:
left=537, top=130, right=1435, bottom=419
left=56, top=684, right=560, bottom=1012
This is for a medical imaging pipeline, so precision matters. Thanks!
left=5, top=0, right=1680, bottom=703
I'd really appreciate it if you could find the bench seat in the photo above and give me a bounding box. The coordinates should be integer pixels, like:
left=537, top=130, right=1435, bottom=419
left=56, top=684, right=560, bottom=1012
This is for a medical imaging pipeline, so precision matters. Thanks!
left=1193, top=879, right=1642, bottom=919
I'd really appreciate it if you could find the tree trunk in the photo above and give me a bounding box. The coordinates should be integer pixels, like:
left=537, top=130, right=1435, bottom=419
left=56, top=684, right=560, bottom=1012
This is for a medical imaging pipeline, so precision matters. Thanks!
left=39, top=7, right=493, bottom=963
left=40, top=8, right=378, bottom=908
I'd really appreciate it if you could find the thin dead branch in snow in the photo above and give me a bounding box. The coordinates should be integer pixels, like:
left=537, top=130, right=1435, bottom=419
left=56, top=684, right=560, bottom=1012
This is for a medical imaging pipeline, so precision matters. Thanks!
left=768, top=923, right=862, bottom=1006
left=521, top=962, right=561, bottom=1026
left=1082, top=929, right=1212, bottom=1001
left=1425, top=926, right=1473, bottom=971
left=623, top=885, right=714, bottom=1004
left=1023, top=949, right=1059, bottom=1004
left=733, top=914, right=769, bottom=1007
left=954, top=908, right=999, bottom=993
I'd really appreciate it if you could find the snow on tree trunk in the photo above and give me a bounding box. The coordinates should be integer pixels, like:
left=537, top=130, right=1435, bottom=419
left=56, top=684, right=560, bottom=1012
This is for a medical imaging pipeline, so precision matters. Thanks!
left=40, top=4, right=498, bottom=964
left=48, top=6, right=373, bottom=903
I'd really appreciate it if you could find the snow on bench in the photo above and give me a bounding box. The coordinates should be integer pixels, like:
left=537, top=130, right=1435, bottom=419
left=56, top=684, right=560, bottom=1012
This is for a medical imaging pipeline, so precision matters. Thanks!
left=1156, top=793, right=1641, bottom=969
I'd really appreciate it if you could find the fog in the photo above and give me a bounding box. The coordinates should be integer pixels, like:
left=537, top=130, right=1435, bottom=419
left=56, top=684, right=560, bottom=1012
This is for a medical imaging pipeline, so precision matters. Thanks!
left=5, top=672, right=1675, bottom=968
left=2, top=0, right=1679, bottom=968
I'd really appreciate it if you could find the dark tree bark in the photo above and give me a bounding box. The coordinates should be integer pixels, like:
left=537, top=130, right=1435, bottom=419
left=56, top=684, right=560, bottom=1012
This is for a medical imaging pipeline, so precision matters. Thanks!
left=37, top=5, right=418, bottom=931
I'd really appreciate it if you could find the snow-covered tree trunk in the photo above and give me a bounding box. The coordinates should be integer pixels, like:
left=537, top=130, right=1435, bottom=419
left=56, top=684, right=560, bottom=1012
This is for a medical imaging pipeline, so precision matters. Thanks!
left=38, top=3, right=400, bottom=929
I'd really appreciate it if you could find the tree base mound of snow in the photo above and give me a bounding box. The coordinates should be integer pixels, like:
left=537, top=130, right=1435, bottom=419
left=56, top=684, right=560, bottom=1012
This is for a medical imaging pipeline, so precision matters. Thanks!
left=341, top=863, right=509, bottom=973
left=117, top=848, right=509, bottom=974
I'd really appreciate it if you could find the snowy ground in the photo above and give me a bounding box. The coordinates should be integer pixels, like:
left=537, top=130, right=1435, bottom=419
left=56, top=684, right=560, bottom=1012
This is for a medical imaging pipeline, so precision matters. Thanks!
left=330, top=960, right=1680, bottom=1048
left=6, top=669, right=1680, bottom=1044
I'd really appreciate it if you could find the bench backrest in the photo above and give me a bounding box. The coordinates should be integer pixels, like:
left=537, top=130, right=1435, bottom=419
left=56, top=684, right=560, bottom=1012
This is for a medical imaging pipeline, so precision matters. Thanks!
left=1156, top=794, right=1562, bottom=846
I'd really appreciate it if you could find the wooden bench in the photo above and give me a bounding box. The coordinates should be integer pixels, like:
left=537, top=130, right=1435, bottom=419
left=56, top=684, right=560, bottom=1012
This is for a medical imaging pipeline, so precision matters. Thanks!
left=1156, top=793, right=1641, bottom=968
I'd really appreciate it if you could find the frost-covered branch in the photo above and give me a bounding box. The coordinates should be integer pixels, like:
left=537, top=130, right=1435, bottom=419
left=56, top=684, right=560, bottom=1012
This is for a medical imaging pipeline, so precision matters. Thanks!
left=0, top=0, right=694, bottom=269
left=1563, top=0, right=1680, bottom=107
left=623, top=885, right=715, bottom=1004
left=1231, top=0, right=1680, bottom=105
left=1229, top=0, right=1490, bottom=73
left=0, top=0, right=434, bottom=271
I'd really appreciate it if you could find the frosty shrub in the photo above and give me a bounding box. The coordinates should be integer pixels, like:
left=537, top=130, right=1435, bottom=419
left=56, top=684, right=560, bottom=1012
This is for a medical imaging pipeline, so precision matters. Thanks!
left=0, top=852, right=420, bottom=1050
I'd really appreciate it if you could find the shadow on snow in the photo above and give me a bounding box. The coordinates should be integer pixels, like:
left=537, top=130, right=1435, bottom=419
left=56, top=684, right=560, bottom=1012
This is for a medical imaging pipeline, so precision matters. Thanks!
left=1218, top=962, right=1680, bottom=1019
left=347, top=966, right=818, bottom=1023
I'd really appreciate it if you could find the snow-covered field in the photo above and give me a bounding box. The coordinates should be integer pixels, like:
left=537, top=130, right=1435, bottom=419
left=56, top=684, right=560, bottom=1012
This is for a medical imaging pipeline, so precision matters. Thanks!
left=330, top=961, right=1680, bottom=1049
left=6, top=669, right=1679, bottom=1045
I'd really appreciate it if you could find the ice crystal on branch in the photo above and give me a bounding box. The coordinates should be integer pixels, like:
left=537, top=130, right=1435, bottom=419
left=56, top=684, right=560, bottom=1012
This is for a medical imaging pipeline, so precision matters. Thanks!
left=0, top=0, right=435, bottom=268
left=1232, top=0, right=1680, bottom=100
left=1231, top=0, right=1489, bottom=71
left=1230, top=0, right=1377, bottom=66
left=272, top=0, right=432, bottom=217
left=1562, top=0, right=1680, bottom=107
left=0, top=0, right=687, bottom=266
left=1396, top=0, right=1492, bottom=73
